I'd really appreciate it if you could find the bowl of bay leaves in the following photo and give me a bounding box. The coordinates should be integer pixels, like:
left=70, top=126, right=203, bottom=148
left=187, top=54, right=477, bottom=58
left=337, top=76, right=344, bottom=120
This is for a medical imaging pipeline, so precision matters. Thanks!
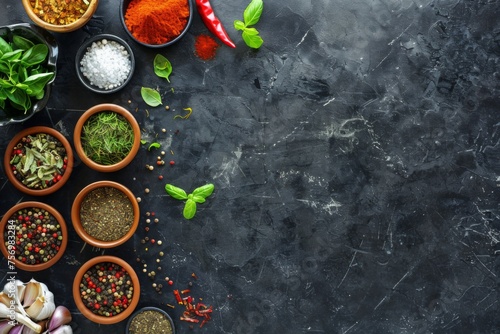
left=0, top=23, right=58, bottom=126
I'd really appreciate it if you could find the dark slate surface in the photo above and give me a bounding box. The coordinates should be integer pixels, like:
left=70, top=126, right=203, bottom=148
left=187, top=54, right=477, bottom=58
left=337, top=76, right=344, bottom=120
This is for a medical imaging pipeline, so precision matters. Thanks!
left=1, top=0, right=500, bottom=333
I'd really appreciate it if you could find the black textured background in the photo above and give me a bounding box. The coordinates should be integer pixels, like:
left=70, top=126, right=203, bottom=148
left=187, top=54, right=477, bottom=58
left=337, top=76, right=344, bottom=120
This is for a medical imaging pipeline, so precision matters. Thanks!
left=1, top=0, right=500, bottom=333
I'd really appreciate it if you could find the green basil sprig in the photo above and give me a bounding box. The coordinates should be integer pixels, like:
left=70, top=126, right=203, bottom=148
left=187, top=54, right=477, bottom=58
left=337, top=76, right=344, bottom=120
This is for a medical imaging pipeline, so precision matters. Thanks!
left=0, top=34, right=54, bottom=112
left=165, top=183, right=215, bottom=219
left=234, top=0, right=264, bottom=49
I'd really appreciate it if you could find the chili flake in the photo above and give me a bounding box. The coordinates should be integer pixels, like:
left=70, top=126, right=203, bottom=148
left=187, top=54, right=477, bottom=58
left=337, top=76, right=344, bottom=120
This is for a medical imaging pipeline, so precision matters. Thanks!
left=29, top=0, right=92, bottom=25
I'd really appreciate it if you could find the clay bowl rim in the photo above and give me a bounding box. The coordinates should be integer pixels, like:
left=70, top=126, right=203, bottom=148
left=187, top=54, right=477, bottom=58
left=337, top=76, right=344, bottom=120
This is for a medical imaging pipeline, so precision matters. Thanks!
left=3, top=126, right=74, bottom=196
left=21, top=0, right=99, bottom=33
left=75, top=33, right=135, bottom=94
left=0, top=201, right=68, bottom=272
left=125, top=306, right=176, bottom=334
left=119, top=0, right=194, bottom=48
left=72, top=255, right=140, bottom=324
left=71, top=180, right=140, bottom=249
left=73, top=103, right=140, bottom=173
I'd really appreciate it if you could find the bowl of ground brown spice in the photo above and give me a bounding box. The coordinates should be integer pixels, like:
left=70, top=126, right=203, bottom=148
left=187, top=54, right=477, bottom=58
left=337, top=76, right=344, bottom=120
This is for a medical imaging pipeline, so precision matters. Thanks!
left=22, top=0, right=99, bottom=33
left=120, top=0, right=193, bottom=47
left=71, top=180, right=140, bottom=248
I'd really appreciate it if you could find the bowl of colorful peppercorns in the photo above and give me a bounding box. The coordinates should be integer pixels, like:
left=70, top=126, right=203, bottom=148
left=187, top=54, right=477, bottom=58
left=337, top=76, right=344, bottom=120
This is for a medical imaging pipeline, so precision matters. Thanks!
left=0, top=201, right=68, bottom=272
left=4, top=126, right=74, bottom=196
left=75, top=34, right=135, bottom=93
left=73, top=255, right=140, bottom=324
left=22, top=0, right=99, bottom=33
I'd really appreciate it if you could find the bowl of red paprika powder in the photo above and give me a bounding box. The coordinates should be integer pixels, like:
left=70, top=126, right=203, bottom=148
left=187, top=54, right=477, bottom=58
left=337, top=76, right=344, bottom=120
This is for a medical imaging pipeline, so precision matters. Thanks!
left=120, top=0, right=193, bottom=47
left=0, top=201, right=68, bottom=272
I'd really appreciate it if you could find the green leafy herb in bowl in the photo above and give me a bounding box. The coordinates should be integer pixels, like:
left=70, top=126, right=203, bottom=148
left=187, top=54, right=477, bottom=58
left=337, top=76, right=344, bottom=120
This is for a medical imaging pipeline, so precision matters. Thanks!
left=0, top=23, right=57, bottom=125
left=0, top=32, right=54, bottom=112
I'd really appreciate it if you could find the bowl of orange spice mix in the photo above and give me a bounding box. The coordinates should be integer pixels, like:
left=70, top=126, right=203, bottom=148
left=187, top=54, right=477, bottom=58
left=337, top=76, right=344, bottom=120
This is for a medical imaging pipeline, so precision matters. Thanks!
left=120, top=0, right=193, bottom=47
left=22, top=0, right=99, bottom=33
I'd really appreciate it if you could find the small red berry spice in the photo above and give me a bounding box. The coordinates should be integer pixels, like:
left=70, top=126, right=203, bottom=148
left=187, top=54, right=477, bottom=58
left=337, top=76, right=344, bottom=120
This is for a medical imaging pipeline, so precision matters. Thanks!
left=158, top=175, right=164, bottom=180
left=168, top=280, right=174, bottom=286
left=169, top=160, right=175, bottom=166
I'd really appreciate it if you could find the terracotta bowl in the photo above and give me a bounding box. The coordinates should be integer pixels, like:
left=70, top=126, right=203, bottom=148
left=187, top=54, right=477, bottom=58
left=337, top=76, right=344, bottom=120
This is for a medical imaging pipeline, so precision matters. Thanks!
left=119, top=0, right=193, bottom=48
left=22, top=0, right=99, bottom=33
left=0, top=23, right=58, bottom=126
left=4, top=126, right=74, bottom=196
left=0, top=201, right=68, bottom=272
left=73, top=255, right=140, bottom=324
left=71, top=180, right=140, bottom=248
left=73, top=103, right=141, bottom=172
left=75, top=34, right=135, bottom=94
left=126, top=307, right=176, bottom=334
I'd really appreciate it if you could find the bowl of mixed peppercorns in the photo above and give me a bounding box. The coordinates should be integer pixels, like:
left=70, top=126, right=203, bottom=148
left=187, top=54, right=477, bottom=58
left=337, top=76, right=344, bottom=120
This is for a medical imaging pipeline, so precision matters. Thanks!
left=4, top=126, right=74, bottom=196
left=0, top=201, right=68, bottom=272
left=73, top=256, right=140, bottom=324
left=22, top=0, right=99, bottom=33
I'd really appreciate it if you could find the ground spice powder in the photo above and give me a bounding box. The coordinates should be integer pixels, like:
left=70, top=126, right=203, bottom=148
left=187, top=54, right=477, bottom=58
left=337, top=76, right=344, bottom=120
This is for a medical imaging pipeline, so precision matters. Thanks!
left=124, top=0, right=190, bottom=45
left=194, top=34, right=219, bottom=60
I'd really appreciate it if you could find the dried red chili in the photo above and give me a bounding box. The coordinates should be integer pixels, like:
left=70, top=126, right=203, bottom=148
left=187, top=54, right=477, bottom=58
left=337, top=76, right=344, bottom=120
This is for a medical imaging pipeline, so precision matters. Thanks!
left=195, top=0, right=236, bottom=48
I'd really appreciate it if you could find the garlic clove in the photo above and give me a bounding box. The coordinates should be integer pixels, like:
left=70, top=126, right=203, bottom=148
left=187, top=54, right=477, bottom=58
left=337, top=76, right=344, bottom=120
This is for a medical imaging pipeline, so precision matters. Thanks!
left=46, top=306, right=71, bottom=332
left=0, top=292, right=12, bottom=307
left=0, top=320, right=14, bottom=334
left=7, top=324, right=23, bottom=334
left=23, top=280, right=55, bottom=322
left=22, top=281, right=42, bottom=308
left=0, top=303, right=41, bottom=334
left=47, top=325, right=73, bottom=334
left=3, top=280, right=26, bottom=307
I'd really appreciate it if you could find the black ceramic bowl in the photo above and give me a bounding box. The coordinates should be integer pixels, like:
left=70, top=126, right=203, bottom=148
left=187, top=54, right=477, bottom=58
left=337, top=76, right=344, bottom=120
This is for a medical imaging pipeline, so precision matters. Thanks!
left=126, top=307, right=176, bottom=334
left=0, top=23, right=58, bottom=126
left=75, top=34, right=135, bottom=94
left=119, top=0, right=193, bottom=48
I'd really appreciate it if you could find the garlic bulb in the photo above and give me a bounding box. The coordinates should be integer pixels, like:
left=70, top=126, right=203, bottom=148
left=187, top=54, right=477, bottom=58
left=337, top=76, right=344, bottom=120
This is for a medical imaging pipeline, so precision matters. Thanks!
left=0, top=279, right=70, bottom=334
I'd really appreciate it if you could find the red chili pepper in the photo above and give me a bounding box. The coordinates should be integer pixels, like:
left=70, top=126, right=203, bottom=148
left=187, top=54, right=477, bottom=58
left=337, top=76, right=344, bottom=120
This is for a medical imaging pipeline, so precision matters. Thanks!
left=180, top=316, right=200, bottom=323
left=173, top=290, right=183, bottom=304
left=195, top=0, right=236, bottom=48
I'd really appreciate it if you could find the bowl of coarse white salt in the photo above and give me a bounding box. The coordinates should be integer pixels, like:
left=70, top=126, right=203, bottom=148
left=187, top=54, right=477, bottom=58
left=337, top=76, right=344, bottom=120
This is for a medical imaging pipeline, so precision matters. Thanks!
left=76, top=34, right=135, bottom=93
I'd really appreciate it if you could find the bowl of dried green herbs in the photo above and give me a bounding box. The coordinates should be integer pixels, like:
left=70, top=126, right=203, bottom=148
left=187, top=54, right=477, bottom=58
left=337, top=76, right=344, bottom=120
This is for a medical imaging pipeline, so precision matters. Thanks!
left=0, top=23, right=57, bottom=126
left=4, top=126, right=73, bottom=196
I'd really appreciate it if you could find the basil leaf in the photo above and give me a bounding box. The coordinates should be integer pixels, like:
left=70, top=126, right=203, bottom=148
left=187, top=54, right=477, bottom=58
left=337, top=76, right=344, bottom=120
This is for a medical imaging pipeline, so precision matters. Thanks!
left=192, top=195, right=206, bottom=204
left=242, top=30, right=264, bottom=49
left=23, top=72, right=54, bottom=95
left=183, top=199, right=197, bottom=219
left=243, top=0, right=263, bottom=26
left=0, top=36, right=12, bottom=55
left=1, top=49, right=23, bottom=61
left=5, top=88, right=29, bottom=111
left=165, top=184, right=188, bottom=200
left=13, top=35, right=34, bottom=51
left=141, top=87, right=162, bottom=107
left=234, top=20, right=246, bottom=31
left=148, top=142, right=160, bottom=151
left=153, top=54, right=172, bottom=82
left=21, top=44, right=48, bottom=66
left=192, top=183, right=215, bottom=199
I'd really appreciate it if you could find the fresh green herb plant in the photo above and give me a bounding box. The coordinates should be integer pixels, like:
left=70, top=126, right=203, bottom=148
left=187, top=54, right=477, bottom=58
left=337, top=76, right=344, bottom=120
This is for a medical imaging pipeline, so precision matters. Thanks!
left=81, top=111, right=135, bottom=165
left=141, top=87, right=162, bottom=107
left=234, top=0, right=264, bottom=49
left=0, top=34, right=54, bottom=113
left=153, top=54, right=172, bottom=82
left=165, top=183, right=215, bottom=219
